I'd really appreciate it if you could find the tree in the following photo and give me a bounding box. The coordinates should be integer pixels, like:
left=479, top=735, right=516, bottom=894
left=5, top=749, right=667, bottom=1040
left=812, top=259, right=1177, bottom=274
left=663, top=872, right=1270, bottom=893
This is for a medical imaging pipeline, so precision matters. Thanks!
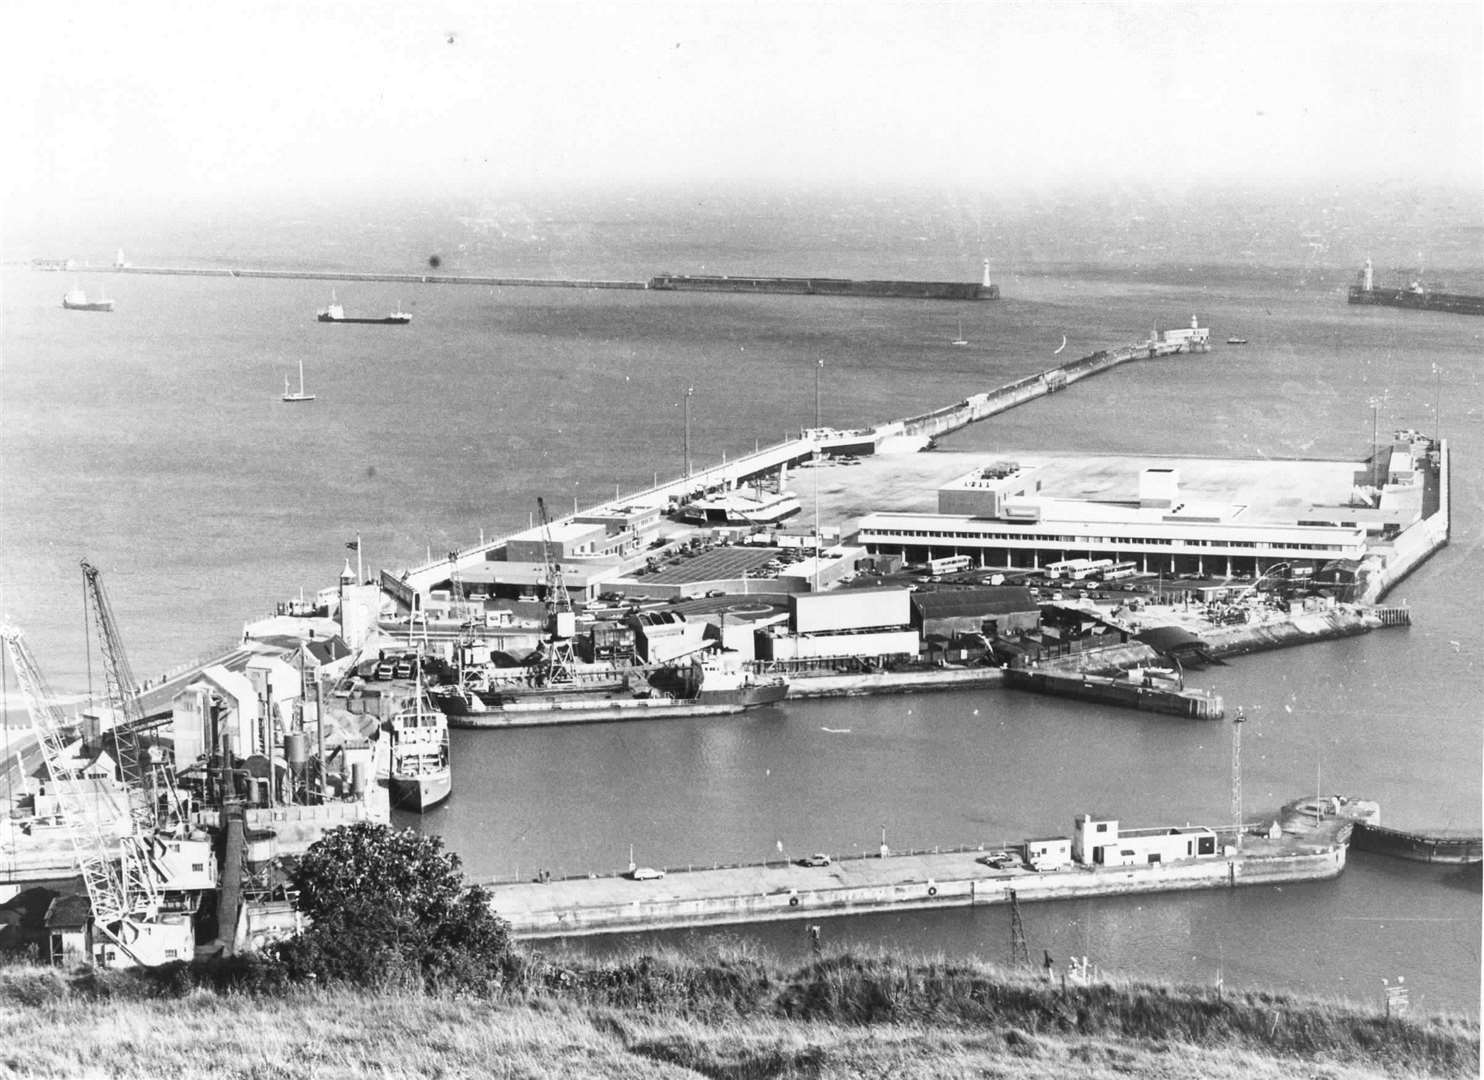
left=275, top=822, right=514, bottom=993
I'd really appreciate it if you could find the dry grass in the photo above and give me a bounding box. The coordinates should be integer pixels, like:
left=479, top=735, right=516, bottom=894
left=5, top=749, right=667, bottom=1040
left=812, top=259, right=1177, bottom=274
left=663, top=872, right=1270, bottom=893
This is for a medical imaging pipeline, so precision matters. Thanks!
left=0, top=948, right=1474, bottom=1080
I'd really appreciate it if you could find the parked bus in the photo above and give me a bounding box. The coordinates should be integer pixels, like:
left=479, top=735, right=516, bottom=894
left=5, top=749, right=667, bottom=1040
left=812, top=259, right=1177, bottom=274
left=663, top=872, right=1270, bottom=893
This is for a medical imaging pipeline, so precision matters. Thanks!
left=927, top=554, right=973, bottom=575
left=1070, top=559, right=1115, bottom=581
left=1044, top=558, right=1092, bottom=580
left=1100, top=562, right=1140, bottom=582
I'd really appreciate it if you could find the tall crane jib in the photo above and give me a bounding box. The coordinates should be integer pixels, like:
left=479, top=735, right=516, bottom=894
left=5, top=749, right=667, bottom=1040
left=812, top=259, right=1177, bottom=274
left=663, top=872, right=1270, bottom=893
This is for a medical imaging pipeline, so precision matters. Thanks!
left=1, top=625, right=181, bottom=967
left=80, top=558, right=158, bottom=832
left=535, top=498, right=578, bottom=684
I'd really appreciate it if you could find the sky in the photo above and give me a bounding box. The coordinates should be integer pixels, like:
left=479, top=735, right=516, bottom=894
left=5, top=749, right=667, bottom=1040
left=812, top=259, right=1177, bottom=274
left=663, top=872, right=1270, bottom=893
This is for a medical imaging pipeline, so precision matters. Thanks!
left=2, top=0, right=1481, bottom=218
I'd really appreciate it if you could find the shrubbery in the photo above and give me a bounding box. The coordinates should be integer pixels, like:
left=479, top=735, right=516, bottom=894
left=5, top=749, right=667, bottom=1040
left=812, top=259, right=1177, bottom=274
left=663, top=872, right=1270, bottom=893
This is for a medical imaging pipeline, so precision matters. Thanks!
left=273, top=822, right=514, bottom=993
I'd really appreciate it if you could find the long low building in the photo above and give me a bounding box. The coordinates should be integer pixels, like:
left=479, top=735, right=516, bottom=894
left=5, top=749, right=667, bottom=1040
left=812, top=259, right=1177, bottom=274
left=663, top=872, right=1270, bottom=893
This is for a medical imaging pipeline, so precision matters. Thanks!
left=855, top=460, right=1384, bottom=579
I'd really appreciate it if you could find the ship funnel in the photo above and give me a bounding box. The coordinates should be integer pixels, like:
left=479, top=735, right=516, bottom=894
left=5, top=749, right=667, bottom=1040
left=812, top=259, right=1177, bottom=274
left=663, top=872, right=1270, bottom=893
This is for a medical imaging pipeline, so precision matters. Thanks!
left=982, top=258, right=992, bottom=288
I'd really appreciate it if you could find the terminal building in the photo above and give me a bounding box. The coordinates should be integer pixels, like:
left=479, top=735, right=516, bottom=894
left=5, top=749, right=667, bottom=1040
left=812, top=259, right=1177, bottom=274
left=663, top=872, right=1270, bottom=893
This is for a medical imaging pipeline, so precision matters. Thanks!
left=855, top=461, right=1376, bottom=580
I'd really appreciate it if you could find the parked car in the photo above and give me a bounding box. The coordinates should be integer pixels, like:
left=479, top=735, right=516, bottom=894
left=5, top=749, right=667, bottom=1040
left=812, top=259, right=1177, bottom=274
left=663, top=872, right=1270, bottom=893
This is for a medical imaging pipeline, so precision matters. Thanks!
left=627, top=866, right=665, bottom=881
left=978, top=851, right=1019, bottom=870
left=803, top=853, right=832, bottom=867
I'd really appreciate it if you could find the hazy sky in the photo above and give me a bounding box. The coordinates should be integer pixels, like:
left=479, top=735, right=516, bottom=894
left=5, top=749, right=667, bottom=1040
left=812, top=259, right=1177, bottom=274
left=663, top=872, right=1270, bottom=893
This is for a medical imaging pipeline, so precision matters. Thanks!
left=4, top=0, right=1481, bottom=216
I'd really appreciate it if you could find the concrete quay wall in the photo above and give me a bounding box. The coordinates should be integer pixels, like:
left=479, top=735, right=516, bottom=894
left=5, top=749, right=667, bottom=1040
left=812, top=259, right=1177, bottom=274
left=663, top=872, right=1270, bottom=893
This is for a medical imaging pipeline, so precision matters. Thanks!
left=502, top=845, right=1346, bottom=939
left=1199, top=606, right=1382, bottom=660
left=1359, top=440, right=1450, bottom=604
left=783, top=666, right=1004, bottom=698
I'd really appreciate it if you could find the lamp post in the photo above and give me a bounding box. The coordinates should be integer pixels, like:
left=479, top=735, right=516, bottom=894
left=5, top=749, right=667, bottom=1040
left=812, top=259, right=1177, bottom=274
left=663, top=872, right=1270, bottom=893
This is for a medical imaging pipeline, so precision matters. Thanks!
left=684, top=386, right=694, bottom=479
left=814, top=358, right=823, bottom=432
left=1369, top=398, right=1379, bottom=485
left=1433, top=365, right=1442, bottom=442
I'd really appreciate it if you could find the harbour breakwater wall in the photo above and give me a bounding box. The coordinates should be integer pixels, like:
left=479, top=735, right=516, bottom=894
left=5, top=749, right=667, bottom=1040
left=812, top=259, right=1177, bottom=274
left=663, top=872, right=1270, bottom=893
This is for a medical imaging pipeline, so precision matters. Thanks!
left=108, top=266, right=647, bottom=289
left=499, top=843, right=1347, bottom=939
left=647, top=274, right=998, bottom=301
left=1348, top=286, right=1484, bottom=316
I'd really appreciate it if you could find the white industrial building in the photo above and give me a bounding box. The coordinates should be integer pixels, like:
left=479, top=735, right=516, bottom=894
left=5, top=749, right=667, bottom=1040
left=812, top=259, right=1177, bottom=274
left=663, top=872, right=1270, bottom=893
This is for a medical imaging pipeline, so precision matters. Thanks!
left=1072, top=813, right=1219, bottom=866
left=857, top=462, right=1374, bottom=579
left=756, top=587, right=920, bottom=663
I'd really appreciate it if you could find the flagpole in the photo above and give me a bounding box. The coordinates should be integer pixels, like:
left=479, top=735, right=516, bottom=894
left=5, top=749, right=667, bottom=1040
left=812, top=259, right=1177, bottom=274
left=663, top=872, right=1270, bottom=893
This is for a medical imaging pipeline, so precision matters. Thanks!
left=356, top=532, right=363, bottom=584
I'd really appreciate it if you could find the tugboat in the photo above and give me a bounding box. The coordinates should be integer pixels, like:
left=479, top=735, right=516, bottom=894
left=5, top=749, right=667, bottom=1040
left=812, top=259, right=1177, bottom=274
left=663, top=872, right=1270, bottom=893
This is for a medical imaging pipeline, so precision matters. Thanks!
left=386, top=675, right=451, bottom=812
left=62, top=285, right=114, bottom=312
left=317, top=290, right=412, bottom=324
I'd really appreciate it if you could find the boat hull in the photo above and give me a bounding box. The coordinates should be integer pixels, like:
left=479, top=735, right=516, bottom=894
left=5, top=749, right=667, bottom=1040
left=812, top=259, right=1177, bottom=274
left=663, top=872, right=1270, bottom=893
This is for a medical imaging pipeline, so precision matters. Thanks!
left=62, top=299, right=114, bottom=312
left=317, top=314, right=411, bottom=324
left=389, top=770, right=451, bottom=812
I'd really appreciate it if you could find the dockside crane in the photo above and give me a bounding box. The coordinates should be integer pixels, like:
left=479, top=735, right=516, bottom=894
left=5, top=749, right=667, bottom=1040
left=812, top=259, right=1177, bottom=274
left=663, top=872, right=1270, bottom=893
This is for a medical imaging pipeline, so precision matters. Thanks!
left=447, top=551, right=468, bottom=621
left=535, top=498, right=578, bottom=684
left=80, top=558, right=161, bottom=833
left=1, top=625, right=185, bottom=967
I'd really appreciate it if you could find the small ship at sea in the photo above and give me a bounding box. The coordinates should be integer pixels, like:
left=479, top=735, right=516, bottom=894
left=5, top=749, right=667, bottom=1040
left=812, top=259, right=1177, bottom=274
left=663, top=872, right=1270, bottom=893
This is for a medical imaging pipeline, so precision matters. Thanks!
left=317, top=290, right=411, bottom=324
left=1348, top=259, right=1484, bottom=316
left=62, top=286, right=114, bottom=312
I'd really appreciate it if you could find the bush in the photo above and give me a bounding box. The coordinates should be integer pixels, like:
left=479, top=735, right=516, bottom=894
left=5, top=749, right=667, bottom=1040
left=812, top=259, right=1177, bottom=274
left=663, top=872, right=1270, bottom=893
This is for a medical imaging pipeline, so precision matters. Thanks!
left=273, top=822, right=514, bottom=993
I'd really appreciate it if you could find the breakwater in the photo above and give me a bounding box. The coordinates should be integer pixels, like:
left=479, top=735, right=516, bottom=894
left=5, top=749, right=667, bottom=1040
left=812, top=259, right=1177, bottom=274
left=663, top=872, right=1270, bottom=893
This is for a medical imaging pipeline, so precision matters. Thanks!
left=492, top=802, right=1356, bottom=938
left=106, top=265, right=647, bottom=289
left=647, top=274, right=998, bottom=301
left=1348, top=285, right=1484, bottom=316
left=1351, top=822, right=1482, bottom=864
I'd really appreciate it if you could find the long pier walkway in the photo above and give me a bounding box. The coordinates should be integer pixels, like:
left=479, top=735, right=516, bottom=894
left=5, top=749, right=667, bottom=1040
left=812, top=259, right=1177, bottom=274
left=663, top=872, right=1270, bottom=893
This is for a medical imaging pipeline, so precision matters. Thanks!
left=402, top=338, right=1194, bottom=595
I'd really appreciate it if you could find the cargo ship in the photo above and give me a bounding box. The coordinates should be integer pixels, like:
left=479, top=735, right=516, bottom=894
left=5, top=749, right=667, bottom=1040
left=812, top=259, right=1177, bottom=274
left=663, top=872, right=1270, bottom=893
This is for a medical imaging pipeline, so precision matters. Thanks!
left=386, top=690, right=451, bottom=812
left=1347, top=259, right=1484, bottom=316
left=316, top=291, right=412, bottom=324
left=648, top=259, right=999, bottom=301
left=431, top=652, right=787, bottom=728
left=62, top=286, right=114, bottom=312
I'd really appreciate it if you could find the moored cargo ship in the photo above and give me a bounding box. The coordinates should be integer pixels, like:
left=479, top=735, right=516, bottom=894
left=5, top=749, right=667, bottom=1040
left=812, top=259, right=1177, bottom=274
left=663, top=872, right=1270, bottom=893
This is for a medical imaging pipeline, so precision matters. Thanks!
left=386, top=691, right=451, bottom=812
left=432, top=652, right=786, bottom=728
left=1347, top=259, right=1484, bottom=316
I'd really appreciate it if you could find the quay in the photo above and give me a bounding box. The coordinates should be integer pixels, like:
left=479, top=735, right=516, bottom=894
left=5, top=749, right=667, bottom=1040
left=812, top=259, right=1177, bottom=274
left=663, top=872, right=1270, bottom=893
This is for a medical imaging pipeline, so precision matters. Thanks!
left=401, top=324, right=1210, bottom=598
left=491, top=796, right=1372, bottom=939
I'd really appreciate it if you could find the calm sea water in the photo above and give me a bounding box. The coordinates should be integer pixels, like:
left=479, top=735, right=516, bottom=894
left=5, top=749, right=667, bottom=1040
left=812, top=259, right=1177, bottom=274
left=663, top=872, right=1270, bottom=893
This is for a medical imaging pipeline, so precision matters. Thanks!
left=2, top=184, right=1480, bottom=1013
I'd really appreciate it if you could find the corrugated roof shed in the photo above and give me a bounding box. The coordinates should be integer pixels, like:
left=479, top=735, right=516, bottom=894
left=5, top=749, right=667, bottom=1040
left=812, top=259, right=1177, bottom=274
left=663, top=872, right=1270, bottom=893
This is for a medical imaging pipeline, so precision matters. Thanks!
left=910, top=586, right=1037, bottom=619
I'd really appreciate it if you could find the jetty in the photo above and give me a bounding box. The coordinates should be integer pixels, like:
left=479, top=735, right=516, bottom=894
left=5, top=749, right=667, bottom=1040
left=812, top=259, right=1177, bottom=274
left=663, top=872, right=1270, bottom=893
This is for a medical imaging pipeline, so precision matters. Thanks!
left=490, top=796, right=1374, bottom=939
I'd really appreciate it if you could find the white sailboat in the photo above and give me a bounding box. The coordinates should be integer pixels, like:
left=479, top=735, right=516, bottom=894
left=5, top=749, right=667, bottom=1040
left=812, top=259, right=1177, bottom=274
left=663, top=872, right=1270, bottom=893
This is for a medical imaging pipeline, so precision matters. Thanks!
left=951, top=319, right=969, bottom=346
left=282, top=358, right=316, bottom=403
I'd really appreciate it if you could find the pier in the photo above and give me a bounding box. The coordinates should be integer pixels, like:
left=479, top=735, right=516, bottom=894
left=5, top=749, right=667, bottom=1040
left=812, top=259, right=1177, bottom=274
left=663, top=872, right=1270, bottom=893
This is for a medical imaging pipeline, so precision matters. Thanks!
left=490, top=797, right=1367, bottom=939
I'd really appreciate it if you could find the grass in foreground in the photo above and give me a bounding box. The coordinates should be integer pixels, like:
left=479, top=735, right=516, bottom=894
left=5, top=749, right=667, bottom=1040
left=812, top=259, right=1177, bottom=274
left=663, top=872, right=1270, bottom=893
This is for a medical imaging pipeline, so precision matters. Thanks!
left=0, top=946, right=1474, bottom=1079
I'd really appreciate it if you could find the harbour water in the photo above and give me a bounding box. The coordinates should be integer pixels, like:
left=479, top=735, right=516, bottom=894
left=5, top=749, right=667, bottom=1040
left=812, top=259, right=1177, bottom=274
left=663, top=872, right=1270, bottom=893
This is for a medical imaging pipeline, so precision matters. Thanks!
left=1, top=184, right=1480, bottom=1013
